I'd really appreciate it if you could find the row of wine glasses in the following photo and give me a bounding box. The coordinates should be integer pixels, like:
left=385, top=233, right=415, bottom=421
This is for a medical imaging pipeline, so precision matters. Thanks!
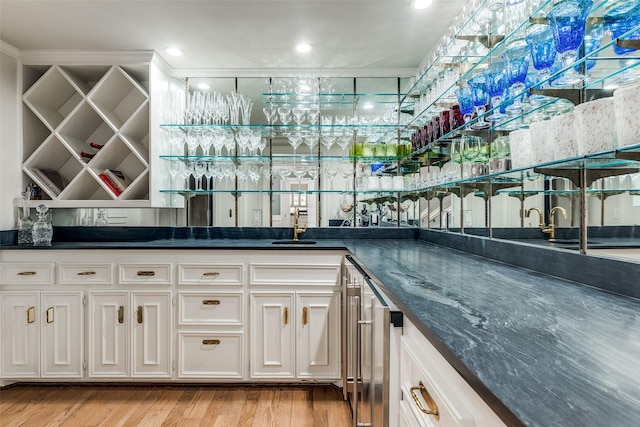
left=168, top=160, right=272, bottom=190
left=164, top=90, right=254, bottom=125
left=168, top=127, right=267, bottom=156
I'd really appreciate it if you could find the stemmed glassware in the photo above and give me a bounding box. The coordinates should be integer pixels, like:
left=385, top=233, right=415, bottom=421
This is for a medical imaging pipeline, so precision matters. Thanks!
left=323, top=164, right=338, bottom=190
left=307, top=108, right=320, bottom=125
left=277, top=105, right=292, bottom=125
left=525, top=24, right=557, bottom=89
left=483, top=61, right=507, bottom=121
left=336, top=132, right=353, bottom=156
left=303, top=134, right=318, bottom=154
left=468, top=75, right=490, bottom=129
left=263, top=107, right=277, bottom=124
left=199, top=129, right=214, bottom=156
left=321, top=134, right=336, bottom=153
left=546, top=0, right=593, bottom=86
left=604, top=0, right=640, bottom=84
left=454, top=85, right=474, bottom=129
left=502, top=38, right=531, bottom=113
left=239, top=95, right=253, bottom=125
left=287, top=133, right=303, bottom=155
left=577, top=21, right=605, bottom=83
left=292, top=107, right=306, bottom=125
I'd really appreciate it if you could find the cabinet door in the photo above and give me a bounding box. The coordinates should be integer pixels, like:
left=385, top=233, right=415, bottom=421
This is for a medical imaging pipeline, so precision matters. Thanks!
left=131, top=291, right=172, bottom=378
left=0, top=293, right=40, bottom=378
left=41, top=292, right=84, bottom=378
left=88, top=292, right=129, bottom=378
left=250, top=292, right=294, bottom=378
left=296, top=292, right=341, bottom=379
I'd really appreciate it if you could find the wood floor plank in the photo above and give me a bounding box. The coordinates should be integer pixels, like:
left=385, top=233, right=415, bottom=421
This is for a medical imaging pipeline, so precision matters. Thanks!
left=0, top=384, right=352, bottom=427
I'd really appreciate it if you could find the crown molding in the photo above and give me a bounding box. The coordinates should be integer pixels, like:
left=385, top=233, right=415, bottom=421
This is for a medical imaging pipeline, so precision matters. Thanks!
left=19, top=50, right=156, bottom=66
left=0, top=40, right=20, bottom=59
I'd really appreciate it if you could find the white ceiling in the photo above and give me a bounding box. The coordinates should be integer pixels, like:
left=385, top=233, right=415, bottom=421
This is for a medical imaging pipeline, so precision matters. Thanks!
left=0, top=0, right=467, bottom=77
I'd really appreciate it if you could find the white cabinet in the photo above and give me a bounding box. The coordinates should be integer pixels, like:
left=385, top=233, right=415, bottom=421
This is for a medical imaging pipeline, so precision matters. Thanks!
left=0, top=291, right=84, bottom=379
left=87, top=291, right=172, bottom=378
left=250, top=291, right=340, bottom=380
left=399, top=319, right=506, bottom=427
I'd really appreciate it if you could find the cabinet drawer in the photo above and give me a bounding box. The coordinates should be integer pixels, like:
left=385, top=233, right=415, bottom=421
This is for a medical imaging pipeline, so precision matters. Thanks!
left=178, top=292, right=243, bottom=325
left=178, top=263, right=243, bottom=286
left=58, top=263, right=113, bottom=285
left=250, top=263, right=340, bottom=286
left=0, top=263, right=54, bottom=285
left=400, top=336, right=473, bottom=427
left=118, top=263, right=172, bottom=285
left=178, top=332, right=244, bottom=378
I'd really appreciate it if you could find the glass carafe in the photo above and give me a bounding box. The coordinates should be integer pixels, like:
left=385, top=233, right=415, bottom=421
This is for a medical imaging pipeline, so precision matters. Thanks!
left=32, top=204, right=53, bottom=246
left=15, top=192, right=33, bottom=246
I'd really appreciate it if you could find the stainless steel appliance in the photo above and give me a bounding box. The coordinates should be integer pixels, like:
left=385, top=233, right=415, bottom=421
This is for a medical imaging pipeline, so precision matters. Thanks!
left=344, top=255, right=403, bottom=427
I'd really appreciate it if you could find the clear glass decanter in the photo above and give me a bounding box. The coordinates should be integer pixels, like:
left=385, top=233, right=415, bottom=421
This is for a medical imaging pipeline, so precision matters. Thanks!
left=16, top=192, right=33, bottom=246
left=32, top=204, right=53, bottom=246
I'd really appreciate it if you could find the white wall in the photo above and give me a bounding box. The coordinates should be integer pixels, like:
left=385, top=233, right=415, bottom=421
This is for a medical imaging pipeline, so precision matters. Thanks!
left=0, top=42, right=21, bottom=231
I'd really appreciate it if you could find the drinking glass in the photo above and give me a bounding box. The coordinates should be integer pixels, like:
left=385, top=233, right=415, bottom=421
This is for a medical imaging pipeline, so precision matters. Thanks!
left=576, top=21, right=605, bottom=82
left=293, top=164, right=307, bottom=186
left=604, top=0, right=640, bottom=83
left=502, top=38, right=531, bottom=112
left=292, top=107, right=306, bottom=125
left=239, top=95, right=253, bottom=125
left=468, top=75, right=490, bottom=129
left=277, top=105, right=292, bottom=125
left=546, top=0, right=593, bottom=86
left=321, top=134, right=337, bottom=152
left=191, top=161, right=207, bottom=190
left=185, top=129, right=201, bottom=156
left=249, top=128, right=262, bottom=156
left=323, top=164, right=339, bottom=190
left=483, top=61, right=507, bottom=121
left=526, top=24, right=556, bottom=88
left=336, top=132, right=353, bottom=156
left=199, top=129, right=214, bottom=156
left=303, top=134, right=318, bottom=154
left=454, top=85, right=475, bottom=129
left=287, top=133, right=303, bottom=155
left=263, top=107, right=277, bottom=124
left=307, top=109, right=320, bottom=124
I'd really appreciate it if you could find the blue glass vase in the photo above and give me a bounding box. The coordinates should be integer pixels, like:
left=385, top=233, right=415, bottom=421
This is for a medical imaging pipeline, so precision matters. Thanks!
left=483, top=61, right=507, bottom=121
left=604, top=0, right=640, bottom=83
left=455, top=86, right=475, bottom=129
left=546, top=0, right=594, bottom=86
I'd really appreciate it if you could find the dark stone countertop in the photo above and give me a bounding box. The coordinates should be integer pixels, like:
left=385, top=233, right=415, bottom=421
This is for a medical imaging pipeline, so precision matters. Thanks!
left=1, top=236, right=639, bottom=427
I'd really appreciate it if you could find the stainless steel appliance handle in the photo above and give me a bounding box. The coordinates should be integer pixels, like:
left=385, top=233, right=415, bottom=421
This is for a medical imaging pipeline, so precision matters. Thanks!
left=353, top=295, right=360, bottom=427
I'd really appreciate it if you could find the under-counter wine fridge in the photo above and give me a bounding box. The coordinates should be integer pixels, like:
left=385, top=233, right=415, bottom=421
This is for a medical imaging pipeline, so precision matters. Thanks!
left=344, top=255, right=403, bottom=427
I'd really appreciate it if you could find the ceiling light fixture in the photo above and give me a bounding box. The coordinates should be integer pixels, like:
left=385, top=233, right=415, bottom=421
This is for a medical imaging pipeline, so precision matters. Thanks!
left=296, top=43, right=313, bottom=53
left=411, top=0, right=433, bottom=9
left=164, top=47, right=184, bottom=57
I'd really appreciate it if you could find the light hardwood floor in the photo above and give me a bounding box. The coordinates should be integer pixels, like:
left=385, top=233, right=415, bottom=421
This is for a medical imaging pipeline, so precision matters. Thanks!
left=0, top=384, right=353, bottom=427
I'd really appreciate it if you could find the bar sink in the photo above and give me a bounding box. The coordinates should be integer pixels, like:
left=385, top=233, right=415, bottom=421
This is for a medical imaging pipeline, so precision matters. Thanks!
left=271, top=240, right=318, bottom=245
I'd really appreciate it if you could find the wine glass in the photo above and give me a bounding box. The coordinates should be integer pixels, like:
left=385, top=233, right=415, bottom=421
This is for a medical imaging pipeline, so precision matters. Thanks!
left=303, top=134, right=318, bottom=154
left=449, top=138, right=465, bottom=178
left=525, top=24, right=556, bottom=89
left=293, top=164, right=307, bottom=186
left=277, top=105, right=292, bottom=125
left=468, top=75, right=490, bottom=129
left=502, top=38, right=531, bottom=113
left=483, top=61, right=507, bottom=121
left=323, top=164, right=339, bottom=190
left=454, top=85, right=474, bottom=129
left=546, top=0, right=593, bottom=86
left=604, top=0, right=640, bottom=83
left=307, top=109, right=320, bottom=125
left=263, top=107, right=277, bottom=124
left=339, top=193, right=355, bottom=226
left=576, top=21, right=605, bottom=83
left=199, top=128, right=214, bottom=156
left=292, top=107, right=306, bottom=125
left=191, top=161, right=207, bottom=190
left=287, top=133, right=303, bottom=155
left=336, top=132, right=353, bottom=156
left=321, top=134, right=337, bottom=153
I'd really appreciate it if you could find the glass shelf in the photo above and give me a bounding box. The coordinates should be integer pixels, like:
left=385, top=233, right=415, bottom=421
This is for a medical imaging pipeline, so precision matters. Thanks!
left=261, top=92, right=403, bottom=109
left=159, top=189, right=411, bottom=196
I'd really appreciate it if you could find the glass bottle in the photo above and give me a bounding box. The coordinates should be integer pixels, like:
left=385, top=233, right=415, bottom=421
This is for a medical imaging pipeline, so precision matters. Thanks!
left=15, top=192, right=34, bottom=246
left=95, top=208, right=109, bottom=226
left=32, top=204, right=53, bottom=246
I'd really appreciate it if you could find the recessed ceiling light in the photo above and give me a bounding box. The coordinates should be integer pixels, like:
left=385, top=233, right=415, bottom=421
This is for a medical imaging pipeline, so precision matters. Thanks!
left=296, top=43, right=313, bottom=53
left=198, top=83, right=211, bottom=90
left=411, top=0, right=433, bottom=9
left=164, top=47, right=184, bottom=57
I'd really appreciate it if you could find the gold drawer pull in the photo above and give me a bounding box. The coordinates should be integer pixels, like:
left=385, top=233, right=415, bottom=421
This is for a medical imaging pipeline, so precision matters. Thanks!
left=283, top=307, right=289, bottom=326
left=137, top=271, right=156, bottom=277
left=18, top=271, right=37, bottom=276
left=202, top=272, right=220, bottom=277
left=77, top=271, right=96, bottom=276
left=118, top=306, right=125, bottom=324
left=46, top=307, right=54, bottom=324
left=202, top=339, right=221, bottom=345
left=137, top=306, right=143, bottom=324
left=410, top=381, right=440, bottom=420
left=302, top=306, right=308, bottom=325
left=203, top=300, right=221, bottom=305
left=27, top=307, right=35, bottom=324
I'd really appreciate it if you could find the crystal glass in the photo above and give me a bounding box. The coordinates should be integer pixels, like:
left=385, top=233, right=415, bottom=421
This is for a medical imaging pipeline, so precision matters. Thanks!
left=32, top=204, right=53, bottom=246
left=502, top=38, right=531, bottom=112
left=526, top=24, right=556, bottom=88
left=454, top=85, right=475, bottom=129
left=577, top=21, right=605, bottom=82
left=468, top=75, right=490, bottom=129
left=303, top=134, right=318, bottom=154
left=263, top=107, right=277, bottom=124
left=95, top=208, right=109, bottom=226
left=292, top=107, right=306, bottom=125
left=336, top=132, right=353, bottom=156
left=604, top=0, right=640, bottom=83
left=287, top=133, right=303, bottom=155
left=546, top=0, right=593, bottom=86
left=307, top=109, right=320, bottom=124
left=16, top=192, right=33, bottom=245
left=483, top=61, right=507, bottom=121
left=323, top=164, right=339, bottom=190
left=239, top=95, right=253, bottom=125
left=277, top=105, right=292, bottom=125
left=321, top=134, right=336, bottom=152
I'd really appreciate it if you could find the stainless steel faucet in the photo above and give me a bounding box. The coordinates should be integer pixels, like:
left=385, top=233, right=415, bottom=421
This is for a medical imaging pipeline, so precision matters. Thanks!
left=543, top=206, right=567, bottom=241
left=293, top=207, right=306, bottom=241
